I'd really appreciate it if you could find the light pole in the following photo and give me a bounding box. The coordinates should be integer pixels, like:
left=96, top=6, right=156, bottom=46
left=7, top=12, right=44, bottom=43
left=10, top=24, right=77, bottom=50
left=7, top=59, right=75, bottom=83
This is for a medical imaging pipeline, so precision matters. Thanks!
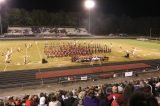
left=0, top=0, right=5, bottom=35
left=84, top=0, right=95, bottom=33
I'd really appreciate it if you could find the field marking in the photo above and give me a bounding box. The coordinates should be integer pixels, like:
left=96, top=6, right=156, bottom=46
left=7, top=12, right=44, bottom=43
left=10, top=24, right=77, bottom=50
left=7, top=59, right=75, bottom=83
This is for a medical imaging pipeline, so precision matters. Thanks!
left=0, top=39, right=160, bottom=71
left=35, top=41, right=42, bottom=61
left=3, top=64, right=8, bottom=71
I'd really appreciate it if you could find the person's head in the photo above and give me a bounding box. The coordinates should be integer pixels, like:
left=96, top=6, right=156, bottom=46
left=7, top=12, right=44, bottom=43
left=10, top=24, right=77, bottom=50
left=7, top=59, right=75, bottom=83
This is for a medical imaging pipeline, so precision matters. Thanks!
left=72, top=89, right=77, bottom=96
left=33, top=95, right=39, bottom=102
left=112, top=86, right=118, bottom=93
left=40, top=92, right=45, bottom=97
left=78, top=91, right=86, bottom=100
left=118, top=86, right=124, bottom=93
left=98, top=89, right=105, bottom=99
left=87, top=89, right=95, bottom=98
left=78, top=86, right=82, bottom=93
left=66, top=91, right=73, bottom=98
left=129, top=92, right=158, bottom=106
left=139, top=80, right=147, bottom=88
left=28, top=95, right=33, bottom=100
left=51, top=95, right=57, bottom=102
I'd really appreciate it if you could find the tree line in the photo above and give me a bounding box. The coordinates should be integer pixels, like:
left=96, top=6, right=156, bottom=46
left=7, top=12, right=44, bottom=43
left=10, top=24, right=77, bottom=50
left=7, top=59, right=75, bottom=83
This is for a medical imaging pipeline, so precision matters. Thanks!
left=1, top=8, right=160, bottom=36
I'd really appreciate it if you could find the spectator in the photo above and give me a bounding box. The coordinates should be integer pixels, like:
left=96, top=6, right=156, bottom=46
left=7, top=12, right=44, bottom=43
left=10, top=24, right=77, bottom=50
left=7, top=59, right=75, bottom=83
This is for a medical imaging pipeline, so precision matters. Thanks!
left=49, top=94, right=61, bottom=106
left=56, top=91, right=64, bottom=106
left=123, top=84, right=134, bottom=105
left=83, top=89, right=99, bottom=106
left=0, top=99, right=4, bottom=106
left=63, top=91, right=77, bottom=106
left=128, top=92, right=158, bottom=106
left=15, top=97, right=21, bottom=106
left=111, top=86, right=125, bottom=106
left=73, top=91, right=86, bottom=106
left=31, top=95, right=39, bottom=106
left=39, top=93, right=46, bottom=106
left=26, top=95, right=33, bottom=106
left=107, top=86, right=121, bottom=105
left=97, top=89, right=108, bottom=106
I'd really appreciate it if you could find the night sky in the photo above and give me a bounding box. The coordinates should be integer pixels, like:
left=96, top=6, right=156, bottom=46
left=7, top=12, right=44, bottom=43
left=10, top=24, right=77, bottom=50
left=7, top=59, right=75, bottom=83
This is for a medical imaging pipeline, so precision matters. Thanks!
left=6, top=0, right=160, bottom=17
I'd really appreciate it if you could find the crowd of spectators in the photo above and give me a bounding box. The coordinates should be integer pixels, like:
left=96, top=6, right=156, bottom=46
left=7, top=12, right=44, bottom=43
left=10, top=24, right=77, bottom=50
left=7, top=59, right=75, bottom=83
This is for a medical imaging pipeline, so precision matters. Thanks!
left=1, top=77, right=160, bottom=106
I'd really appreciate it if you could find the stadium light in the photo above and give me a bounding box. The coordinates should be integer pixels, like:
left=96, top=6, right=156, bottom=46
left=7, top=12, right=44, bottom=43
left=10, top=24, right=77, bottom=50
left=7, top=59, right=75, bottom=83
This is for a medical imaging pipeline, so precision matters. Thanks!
left=85, top=0, right=95, bottom=9
left=84, top=0, right=95, bottom=33
left=0, top=0, right=5, bottom=35
left=0, top=0, right=5, bottom=3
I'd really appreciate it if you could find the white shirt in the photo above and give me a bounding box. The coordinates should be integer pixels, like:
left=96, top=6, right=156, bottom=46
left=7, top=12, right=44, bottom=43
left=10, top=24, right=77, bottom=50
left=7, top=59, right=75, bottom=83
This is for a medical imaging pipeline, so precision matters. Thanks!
left=49, top=101, right=61, bottom=106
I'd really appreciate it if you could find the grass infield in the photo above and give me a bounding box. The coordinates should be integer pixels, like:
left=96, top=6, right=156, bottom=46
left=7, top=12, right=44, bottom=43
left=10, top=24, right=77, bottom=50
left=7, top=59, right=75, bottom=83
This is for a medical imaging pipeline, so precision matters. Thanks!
left=0, top=39, right=159, bottom=71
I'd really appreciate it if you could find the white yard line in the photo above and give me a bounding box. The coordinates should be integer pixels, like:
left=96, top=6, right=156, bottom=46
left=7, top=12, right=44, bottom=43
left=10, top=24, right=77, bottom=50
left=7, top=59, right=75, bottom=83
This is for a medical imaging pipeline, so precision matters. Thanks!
left=3, top=64, right=8, bottom=71
left=35, top=41, right=42, bottom=61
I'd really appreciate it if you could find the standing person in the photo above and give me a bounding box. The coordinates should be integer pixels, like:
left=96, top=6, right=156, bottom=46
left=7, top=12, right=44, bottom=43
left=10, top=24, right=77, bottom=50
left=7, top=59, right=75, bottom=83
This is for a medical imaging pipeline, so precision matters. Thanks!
left=26, top=95, right=33, bottom=106
left=123, top=84, right=134, bottom=106
left=111, top=86, right=125, bottom=106
left=63, top=92, right=77, bottom=106
left=38, top=93, right=47, bottom=106
left=31, top=95, right=39, bottom=106
left=15, top=97, right=21, bottom=106
left=107, top=86, right=121, bottom=106
left=49, top=95, right=61, bottom=106
left=83, top=90, right=99, bottom=106
left=72, top=91, right=86, bottom=106
left=97, top=89, right=108, bottom=106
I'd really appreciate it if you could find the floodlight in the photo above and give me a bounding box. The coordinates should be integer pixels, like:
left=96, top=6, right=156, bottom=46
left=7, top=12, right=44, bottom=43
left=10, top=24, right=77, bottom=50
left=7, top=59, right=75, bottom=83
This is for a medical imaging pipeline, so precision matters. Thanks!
left=85, top=0, right=95, bottom=9
left=84, top=0, right=95, bottom=33
left=0, top=0, right=5, bottom=35
left=0, top=0, right=5, bottom=3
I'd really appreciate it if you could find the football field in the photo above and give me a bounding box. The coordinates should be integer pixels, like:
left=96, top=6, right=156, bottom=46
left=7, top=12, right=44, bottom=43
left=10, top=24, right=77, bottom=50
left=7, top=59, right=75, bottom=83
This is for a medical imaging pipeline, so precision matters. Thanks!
left=0, top=39, right=160, bottom=71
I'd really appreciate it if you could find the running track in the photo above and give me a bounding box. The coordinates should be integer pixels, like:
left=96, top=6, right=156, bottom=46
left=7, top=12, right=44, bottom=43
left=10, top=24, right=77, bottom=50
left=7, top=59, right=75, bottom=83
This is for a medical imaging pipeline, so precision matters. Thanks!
left=36, top=63, right=150, bottom=79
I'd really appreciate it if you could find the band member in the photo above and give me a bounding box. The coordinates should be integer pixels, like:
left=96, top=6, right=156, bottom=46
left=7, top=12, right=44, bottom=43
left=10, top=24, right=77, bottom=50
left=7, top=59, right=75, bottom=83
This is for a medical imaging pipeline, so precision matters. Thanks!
left=125, top=50, right=130, bottom=58
left=24, top=56, right=27, bottom=64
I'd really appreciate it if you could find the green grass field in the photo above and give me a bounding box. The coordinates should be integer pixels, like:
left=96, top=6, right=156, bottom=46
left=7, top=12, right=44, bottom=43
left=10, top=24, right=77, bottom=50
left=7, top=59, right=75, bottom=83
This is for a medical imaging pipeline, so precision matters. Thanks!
left=0, top=39, right=160, bottom=71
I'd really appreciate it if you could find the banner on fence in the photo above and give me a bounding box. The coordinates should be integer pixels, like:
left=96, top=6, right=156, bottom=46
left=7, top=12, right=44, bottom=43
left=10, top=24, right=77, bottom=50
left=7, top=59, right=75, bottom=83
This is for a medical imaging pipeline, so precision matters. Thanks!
left=68, top=76, right=75, bottom=81
left=81, top=76, right=88, bottom=80
left=125, top=72, right=133, bottom=77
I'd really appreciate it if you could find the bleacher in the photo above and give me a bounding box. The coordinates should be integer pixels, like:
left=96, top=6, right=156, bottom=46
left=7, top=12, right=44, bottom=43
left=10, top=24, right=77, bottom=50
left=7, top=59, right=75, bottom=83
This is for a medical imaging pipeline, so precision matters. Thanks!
left=5, top=27, right=90, bottom=37
left=66, top=28, right=89, bottom=36
left=6, top=27, right=33, bottom=36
